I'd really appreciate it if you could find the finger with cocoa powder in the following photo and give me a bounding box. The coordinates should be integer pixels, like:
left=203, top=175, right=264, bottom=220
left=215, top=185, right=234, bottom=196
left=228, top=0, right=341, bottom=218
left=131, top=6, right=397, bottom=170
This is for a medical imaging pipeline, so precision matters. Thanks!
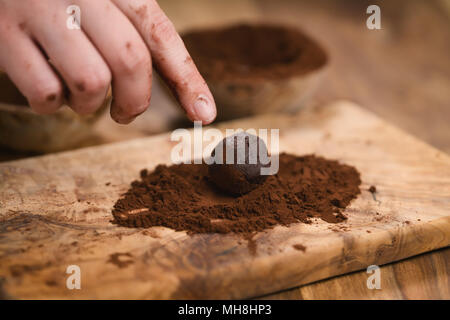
left=77, top=0, right=153, bottom=124
left=112, top=0, right=217, bottom=124
left=0, top=19, right=64, bottom=114
left=26, top=3, right=112, bottom=115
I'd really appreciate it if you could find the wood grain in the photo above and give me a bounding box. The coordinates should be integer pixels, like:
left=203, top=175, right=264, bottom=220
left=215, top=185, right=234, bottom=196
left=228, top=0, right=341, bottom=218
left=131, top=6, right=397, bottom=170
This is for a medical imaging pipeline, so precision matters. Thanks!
left=259, top=247, right=450, bottom=300
left=0, top=101, right=449, bottom=299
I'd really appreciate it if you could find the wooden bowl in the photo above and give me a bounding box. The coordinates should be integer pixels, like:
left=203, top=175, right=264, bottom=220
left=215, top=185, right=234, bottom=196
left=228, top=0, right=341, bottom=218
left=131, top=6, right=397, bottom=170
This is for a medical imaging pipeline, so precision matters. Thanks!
left=183, top=24, right=328, bottom=121
left=0, top=73, right=110, bottom=153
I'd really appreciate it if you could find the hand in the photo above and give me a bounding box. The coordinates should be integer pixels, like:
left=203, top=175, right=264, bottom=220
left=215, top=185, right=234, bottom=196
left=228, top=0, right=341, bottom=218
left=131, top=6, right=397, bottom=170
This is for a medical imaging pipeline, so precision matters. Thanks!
left=0, top=0, right=216, bottom=124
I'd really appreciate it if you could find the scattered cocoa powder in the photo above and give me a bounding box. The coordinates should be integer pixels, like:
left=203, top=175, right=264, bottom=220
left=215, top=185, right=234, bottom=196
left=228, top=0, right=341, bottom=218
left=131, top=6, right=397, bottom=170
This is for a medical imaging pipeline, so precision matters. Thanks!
left=112, top=154, right=361, bottom=238
left=107, top=252, right=134, bottom=269
left=368, top=185, right=378, bottom=201
left=182, top=24, right=327, bottom=81
left=45, top=279, right=58, bottom=287
left=293, top=244, right=307, bottom=252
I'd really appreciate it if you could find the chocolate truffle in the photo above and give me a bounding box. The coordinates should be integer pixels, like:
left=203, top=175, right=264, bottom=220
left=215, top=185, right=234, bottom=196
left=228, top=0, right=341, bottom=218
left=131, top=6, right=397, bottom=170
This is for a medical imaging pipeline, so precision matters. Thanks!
left=208, top=132, right=270, bottom=196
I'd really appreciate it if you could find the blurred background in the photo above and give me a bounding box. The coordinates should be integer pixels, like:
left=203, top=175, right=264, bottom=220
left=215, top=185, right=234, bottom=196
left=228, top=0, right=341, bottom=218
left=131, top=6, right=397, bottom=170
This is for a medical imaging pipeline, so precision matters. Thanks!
left=0, top=0, right=449, bottom=161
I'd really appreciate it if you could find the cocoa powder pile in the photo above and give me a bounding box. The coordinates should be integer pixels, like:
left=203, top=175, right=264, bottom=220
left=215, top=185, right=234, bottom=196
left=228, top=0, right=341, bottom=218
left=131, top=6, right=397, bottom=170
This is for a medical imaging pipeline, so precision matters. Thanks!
left=112, top=154, right=361, bottom=237
left=182, top=24, right=328, bottom=81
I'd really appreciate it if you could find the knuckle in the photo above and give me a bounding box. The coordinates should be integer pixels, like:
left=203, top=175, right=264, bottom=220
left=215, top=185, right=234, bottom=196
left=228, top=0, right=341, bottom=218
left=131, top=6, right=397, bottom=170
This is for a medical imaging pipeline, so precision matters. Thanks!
left=29, top=83, right=61, bottom=107
left=73, top=70, right=111, bottom=96
left=115, top=42, right=151, bottom=75
left=150, top=17, right=178, bottom=46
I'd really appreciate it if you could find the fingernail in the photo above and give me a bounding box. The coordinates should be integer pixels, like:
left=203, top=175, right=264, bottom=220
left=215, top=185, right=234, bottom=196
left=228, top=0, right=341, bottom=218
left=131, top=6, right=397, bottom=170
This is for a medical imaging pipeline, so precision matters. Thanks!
left=111, top=99, right=147, bottom=124
left=110, top=107, right=136, bottom=124
left=115, top=116, right=137, bottom=125
left=194, top=94, right=216, bottom=123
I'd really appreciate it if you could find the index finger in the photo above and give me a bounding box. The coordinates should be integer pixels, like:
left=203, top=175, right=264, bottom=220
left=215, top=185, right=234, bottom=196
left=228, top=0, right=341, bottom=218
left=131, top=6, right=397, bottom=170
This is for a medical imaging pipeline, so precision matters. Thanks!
left=113, top=0, right=217, bottom=124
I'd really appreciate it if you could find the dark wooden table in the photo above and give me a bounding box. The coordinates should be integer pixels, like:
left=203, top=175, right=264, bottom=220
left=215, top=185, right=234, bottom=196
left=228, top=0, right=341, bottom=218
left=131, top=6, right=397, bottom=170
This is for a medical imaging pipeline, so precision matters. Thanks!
left=1, top=0, right=449, bottom=299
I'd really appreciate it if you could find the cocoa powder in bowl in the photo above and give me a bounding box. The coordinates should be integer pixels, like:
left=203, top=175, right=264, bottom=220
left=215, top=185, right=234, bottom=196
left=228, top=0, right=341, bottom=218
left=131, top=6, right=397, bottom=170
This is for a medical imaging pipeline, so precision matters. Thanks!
left=182, top=24, right=328, bottom=81
left=112, top=154, right=361, bottom=238
left=181, top=24, right=328, bottom=121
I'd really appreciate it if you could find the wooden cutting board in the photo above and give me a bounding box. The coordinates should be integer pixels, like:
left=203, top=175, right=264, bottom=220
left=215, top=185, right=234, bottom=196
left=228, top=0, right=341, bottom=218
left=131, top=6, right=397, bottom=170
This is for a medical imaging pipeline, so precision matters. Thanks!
left=0, top=101, right=449, bottom=299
